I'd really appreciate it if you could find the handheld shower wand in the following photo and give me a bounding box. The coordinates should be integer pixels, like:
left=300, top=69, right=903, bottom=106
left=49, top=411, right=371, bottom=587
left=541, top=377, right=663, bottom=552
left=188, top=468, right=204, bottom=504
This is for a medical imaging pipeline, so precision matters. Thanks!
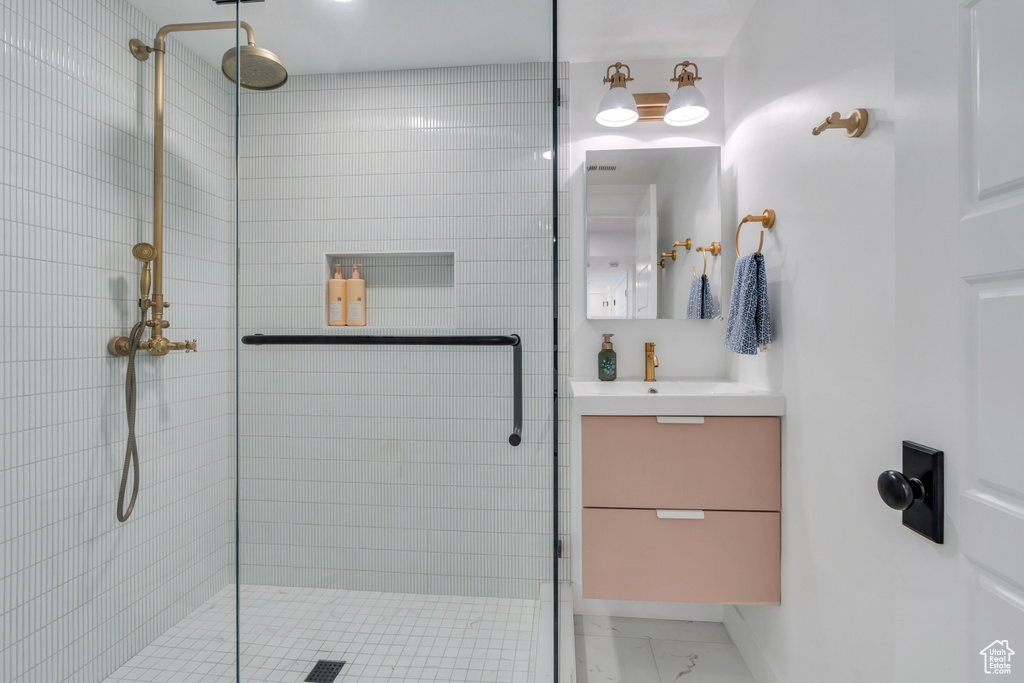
left=116, top=243, right=154, bottom=522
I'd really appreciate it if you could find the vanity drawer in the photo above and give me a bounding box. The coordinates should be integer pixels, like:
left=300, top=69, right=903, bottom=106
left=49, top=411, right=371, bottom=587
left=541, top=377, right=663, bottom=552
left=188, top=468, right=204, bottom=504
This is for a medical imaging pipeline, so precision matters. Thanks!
left=582, top=507, right=780, bottom=604
left=582, top=416, right=780, bottom=511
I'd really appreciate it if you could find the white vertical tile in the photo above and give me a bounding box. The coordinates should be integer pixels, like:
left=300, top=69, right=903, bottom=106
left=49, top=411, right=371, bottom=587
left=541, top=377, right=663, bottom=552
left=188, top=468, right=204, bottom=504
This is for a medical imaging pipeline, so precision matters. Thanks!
left=237, top=64, right=566, bottom=601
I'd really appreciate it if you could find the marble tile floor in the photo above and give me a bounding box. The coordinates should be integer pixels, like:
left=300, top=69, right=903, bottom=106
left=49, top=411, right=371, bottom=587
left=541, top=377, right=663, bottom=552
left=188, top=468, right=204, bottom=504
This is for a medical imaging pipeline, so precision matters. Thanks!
left=103, top=584, right=539, bottom=683
left=574, top=615, right=754, bottom=683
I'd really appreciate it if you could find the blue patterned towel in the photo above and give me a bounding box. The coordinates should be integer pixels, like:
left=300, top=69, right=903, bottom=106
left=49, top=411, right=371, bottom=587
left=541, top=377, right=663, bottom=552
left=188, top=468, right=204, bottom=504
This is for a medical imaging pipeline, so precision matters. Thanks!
left=687, top=274, right=717, bottom=320
left=725, top=253, right=772, bottom=354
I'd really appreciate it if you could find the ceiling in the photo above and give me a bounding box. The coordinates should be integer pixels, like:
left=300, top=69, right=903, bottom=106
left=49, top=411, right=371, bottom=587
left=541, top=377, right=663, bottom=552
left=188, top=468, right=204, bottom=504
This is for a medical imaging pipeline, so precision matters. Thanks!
left=122, top=0, right=756, bottom=76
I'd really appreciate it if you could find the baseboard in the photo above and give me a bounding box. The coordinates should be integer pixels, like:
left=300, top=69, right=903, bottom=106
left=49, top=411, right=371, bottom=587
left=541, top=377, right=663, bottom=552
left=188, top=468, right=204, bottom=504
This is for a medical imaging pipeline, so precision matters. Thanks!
left=574, top=596, right=724, bottom=622
left=722, top=605, right=782, bottom=683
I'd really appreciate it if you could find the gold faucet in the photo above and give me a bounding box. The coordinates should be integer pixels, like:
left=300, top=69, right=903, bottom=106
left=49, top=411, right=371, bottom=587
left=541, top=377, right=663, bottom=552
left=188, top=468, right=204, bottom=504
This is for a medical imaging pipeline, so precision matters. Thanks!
left=645, top=342, right=658, bottom=382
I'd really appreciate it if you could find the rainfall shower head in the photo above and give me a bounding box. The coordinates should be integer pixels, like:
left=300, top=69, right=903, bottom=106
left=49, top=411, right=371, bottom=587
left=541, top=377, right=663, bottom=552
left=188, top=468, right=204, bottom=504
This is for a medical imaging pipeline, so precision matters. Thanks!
left=222, top=44, right=288, bottom=90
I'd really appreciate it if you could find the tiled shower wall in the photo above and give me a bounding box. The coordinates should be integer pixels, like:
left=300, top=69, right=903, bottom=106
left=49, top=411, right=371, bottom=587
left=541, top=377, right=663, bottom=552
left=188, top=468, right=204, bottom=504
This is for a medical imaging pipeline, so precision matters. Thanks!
left=1, top=1, right=236, bottom=681
left=238, top=64, right=570, bottom=599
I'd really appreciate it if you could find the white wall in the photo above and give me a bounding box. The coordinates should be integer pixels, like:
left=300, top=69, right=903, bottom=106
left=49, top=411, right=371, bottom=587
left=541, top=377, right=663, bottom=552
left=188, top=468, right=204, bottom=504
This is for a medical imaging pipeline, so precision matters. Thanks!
left=0, top=1, right=237, bottom=681
left=236, top=64, right=569, bottom=599
left=569, top=58, right=729, bottom=382
left=721, top=0, right=898, bottom=681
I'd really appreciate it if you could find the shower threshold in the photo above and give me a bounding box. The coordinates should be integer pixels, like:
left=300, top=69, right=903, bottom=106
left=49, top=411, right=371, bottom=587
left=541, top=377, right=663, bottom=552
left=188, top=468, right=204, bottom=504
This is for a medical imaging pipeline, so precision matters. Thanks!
left=102, top=585, right=539, bottom=683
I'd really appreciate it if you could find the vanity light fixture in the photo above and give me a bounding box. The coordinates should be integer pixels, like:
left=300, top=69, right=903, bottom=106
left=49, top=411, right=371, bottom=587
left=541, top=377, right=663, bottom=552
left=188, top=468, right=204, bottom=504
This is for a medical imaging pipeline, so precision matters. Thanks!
left=596, top=60, right=710, bottom=127
left=664, top=61, right=709, bottom=126
left=596, top=62, right=639, bottom=127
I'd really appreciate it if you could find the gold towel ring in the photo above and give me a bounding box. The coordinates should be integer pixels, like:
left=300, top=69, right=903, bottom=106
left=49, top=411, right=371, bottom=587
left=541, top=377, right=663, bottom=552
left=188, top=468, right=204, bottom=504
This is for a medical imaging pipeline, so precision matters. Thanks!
left=735, top=209, right=776, bottom=256
left=696, top=242, right=721, bottom=276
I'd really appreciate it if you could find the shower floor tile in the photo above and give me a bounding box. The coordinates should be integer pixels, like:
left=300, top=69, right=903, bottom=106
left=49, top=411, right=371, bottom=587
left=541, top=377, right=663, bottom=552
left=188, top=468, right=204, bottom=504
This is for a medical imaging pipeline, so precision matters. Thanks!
left=102, top=585, right=539, bottom=683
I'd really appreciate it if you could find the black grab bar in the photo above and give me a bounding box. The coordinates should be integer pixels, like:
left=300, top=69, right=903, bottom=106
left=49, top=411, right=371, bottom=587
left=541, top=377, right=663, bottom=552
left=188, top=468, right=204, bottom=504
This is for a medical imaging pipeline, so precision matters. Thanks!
left=241, top=334, right=523, bottom=446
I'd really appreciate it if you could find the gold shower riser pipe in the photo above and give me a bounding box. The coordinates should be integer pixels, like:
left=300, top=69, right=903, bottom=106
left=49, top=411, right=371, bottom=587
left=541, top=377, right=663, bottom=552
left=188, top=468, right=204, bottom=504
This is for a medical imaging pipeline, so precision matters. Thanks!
left=150, top=22, right=255, bottom=349
left=122, top=21, right=256, bottom=356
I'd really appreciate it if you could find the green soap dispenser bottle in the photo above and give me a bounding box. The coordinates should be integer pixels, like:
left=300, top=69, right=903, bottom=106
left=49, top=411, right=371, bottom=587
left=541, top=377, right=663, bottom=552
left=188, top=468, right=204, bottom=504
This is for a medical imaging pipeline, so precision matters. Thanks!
left=598, top=334, right=617, bottom=381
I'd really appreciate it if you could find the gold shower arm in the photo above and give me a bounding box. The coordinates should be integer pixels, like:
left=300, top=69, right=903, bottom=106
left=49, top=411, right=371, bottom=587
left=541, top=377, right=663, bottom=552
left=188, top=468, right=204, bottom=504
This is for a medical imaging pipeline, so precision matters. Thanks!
left=157, top=21, right=255, bottom=46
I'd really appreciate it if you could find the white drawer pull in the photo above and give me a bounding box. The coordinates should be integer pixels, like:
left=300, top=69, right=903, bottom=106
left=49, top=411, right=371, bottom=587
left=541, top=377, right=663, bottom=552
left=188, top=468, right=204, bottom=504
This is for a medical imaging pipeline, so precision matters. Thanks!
left=656, top=509, right=705, bottom=520
left=656, top=416, right=705, bottom=424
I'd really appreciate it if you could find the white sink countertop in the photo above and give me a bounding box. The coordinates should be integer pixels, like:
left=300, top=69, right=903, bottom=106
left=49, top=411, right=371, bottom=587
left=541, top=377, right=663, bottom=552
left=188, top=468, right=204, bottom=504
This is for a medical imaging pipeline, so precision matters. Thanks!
left=569, top=378, right=785, bottom=416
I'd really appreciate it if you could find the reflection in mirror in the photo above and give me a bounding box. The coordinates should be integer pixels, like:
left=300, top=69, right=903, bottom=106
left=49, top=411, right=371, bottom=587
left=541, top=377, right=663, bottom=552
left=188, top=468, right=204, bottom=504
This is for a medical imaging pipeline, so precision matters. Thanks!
left=585, top=147, right=722, bottom=320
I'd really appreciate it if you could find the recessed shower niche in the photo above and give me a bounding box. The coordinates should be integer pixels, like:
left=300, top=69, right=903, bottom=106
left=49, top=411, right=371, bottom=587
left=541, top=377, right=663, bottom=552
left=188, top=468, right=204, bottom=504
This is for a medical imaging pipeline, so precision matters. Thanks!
left=324, top=252, right=455, bottom=328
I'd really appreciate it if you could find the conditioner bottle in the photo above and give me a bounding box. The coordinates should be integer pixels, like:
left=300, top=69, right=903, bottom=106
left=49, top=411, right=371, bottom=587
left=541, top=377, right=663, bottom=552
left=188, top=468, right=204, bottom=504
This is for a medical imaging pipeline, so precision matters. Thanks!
left=346, top=263, right=366, bottom=326
left=327, top=264, right=347, bottom=326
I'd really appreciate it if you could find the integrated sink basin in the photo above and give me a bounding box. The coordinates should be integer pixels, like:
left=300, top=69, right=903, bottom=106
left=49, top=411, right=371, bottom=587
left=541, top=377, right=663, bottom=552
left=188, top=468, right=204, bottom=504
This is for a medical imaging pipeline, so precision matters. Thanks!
left=570, top=378, right=785, bottom=416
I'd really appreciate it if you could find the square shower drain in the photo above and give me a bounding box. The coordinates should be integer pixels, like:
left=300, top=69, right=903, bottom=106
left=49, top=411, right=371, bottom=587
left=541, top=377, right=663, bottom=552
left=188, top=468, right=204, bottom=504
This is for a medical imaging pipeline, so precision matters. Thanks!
left=305, top=660, right=346, bottom=682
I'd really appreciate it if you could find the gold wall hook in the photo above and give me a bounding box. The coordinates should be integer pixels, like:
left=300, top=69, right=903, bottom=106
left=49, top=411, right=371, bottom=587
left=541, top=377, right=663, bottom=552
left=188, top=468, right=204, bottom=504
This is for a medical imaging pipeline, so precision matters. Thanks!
left=812, top=108, right=868, bottom=137
left=736, top=211, right=775, bottom=256
left=659, top=239, right=693, bottom=268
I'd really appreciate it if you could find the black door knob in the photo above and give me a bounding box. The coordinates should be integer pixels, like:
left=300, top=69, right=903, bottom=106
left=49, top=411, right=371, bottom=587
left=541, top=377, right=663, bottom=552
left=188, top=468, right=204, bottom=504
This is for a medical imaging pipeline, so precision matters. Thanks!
left=877, top=470, right=926, bottom=511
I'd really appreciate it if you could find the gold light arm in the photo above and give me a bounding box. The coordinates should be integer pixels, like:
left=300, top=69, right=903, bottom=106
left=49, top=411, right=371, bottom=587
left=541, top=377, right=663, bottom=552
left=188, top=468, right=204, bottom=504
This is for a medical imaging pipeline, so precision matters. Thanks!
left=603, top=62, right=634, bottom=88
left=671, top=61, right=702, bottom=87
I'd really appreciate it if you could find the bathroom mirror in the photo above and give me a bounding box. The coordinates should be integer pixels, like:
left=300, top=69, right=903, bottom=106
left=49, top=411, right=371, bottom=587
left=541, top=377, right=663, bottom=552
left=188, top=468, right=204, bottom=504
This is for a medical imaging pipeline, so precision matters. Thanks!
left=585, top=146, right=722, bottom=320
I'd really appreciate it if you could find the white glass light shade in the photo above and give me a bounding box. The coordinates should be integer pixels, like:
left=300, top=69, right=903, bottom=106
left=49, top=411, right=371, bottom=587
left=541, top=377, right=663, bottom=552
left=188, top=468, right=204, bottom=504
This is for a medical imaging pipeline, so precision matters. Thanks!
left=596, top=87, right=639, bottom=127
left=664, top=85, right=710, bottom=126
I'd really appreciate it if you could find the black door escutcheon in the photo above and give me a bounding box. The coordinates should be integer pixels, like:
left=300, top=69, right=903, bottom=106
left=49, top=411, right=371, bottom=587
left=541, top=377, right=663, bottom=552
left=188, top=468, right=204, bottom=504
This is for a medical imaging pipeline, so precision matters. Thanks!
left=877, top=441, right=943, bottom=544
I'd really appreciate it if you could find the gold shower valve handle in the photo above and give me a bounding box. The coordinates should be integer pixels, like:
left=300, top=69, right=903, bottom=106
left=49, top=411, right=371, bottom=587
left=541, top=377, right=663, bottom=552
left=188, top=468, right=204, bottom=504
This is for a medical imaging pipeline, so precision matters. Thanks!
left=108, top=336, right=131, bottom=357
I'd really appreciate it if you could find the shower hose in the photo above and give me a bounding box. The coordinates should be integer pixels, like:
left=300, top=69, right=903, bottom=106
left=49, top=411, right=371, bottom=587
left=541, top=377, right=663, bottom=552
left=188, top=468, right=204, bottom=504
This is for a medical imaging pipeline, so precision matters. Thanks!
left=118, top=308, right=148, bottom=522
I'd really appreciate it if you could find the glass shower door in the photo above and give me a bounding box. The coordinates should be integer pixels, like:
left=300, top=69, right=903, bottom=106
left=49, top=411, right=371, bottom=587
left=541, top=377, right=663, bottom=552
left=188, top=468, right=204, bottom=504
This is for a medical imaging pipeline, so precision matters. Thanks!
left=1, top=1, right=244, bottom=681
left=234, top=1, right=561, bottom=681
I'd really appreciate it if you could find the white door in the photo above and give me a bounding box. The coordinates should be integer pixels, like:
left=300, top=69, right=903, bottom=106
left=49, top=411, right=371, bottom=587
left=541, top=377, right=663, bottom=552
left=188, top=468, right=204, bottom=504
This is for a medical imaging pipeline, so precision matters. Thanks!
left=895, top=0, right=1024, bottom=680
left=634, top=184, right=657, bottom=319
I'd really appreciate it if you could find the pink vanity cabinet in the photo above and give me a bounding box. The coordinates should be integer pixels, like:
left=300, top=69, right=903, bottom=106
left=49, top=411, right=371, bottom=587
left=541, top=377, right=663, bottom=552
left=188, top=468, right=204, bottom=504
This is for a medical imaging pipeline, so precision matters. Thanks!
left=581, top=415, right=781, bottom=605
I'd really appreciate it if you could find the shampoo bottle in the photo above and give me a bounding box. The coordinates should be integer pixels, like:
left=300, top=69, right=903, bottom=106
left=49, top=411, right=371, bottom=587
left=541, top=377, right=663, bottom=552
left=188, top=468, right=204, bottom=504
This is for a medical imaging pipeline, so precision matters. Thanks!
left=346, top=263, right=366, bottom=326
left=598, top=333, right=617, bottom=381
left=327, top=264, right=347, bottom=326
